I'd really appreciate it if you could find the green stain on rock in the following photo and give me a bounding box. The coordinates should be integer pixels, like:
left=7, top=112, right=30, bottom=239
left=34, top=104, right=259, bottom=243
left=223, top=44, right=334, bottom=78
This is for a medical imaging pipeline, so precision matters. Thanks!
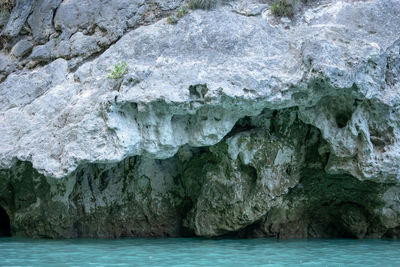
left=262, top=171, right=390, bottom=239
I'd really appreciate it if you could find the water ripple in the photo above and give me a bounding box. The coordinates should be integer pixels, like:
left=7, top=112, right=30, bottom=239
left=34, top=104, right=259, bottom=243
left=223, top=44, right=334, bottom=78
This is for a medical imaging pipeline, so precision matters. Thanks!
left=0, top=238, right=400, bottom=266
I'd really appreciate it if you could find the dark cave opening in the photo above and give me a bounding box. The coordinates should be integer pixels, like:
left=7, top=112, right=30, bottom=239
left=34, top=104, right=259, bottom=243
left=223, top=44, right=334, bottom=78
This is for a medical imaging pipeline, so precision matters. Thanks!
left=224, top=116, right=257, bottom=139
left=335, top=112, right=351, bottom=128
left=318, top=202, right=369, bottom=239
left=268, top=170, right=385, bottom=240
left=0, top=206, right=11, bottom=237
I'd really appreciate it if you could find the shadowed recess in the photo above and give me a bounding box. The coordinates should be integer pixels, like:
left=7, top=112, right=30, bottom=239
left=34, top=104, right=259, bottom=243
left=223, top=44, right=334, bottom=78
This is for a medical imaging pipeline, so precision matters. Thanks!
left=0, top=206, right=11, bottom=237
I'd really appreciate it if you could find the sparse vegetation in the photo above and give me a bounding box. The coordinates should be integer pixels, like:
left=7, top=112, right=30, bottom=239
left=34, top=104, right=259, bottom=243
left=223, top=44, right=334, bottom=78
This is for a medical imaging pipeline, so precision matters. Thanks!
left=177, top=7, right=188, bottom=18
left=167, top=7, right=189, bottom=25
left=166, top=0, right=228, bottom=25
left=271, top=0, right=294, bottom=17
left=0, top=0, right=14, bottom=10
left=187, top=0, right=216, bottom=10
left=107, top=61, right=128, bottom=79
left=167, top=15, right=179, bottom=24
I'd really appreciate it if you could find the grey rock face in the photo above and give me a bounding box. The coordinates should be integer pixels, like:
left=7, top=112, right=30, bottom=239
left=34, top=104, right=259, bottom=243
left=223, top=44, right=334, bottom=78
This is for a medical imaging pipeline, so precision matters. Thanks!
left=11, top=38, right=33, bottom=58
left=28, top=0, right=63, bottom=43
left=1, top=0, right=400, bottom=239
left=0, top=9, right=11, bottom=28
left=1, top=0, right=35, bottom=38
left=1, top=0, right=184, bottom=75
left=1, top=0, right=398, bottom=180
left=0, top=58, right=67, bottom=112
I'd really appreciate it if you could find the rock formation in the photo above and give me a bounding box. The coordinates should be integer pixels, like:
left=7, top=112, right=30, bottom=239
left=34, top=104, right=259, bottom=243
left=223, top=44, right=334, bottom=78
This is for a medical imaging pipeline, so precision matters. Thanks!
left=0, top=0, right=400, bottom=238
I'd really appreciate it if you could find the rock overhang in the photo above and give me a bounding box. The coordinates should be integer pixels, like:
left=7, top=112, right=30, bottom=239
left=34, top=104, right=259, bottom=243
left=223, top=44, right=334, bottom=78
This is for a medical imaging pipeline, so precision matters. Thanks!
left=0, top=0, right=399, bottom=180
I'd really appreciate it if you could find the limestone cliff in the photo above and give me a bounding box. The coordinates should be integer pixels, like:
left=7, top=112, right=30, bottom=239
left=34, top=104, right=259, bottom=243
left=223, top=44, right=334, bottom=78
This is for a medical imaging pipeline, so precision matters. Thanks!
left=0, top=0, right=400, bottom=238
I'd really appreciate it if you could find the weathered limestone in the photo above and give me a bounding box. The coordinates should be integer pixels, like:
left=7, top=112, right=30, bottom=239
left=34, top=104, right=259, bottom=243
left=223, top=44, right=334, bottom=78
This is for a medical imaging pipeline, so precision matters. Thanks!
left=1, top=0, right=35, bottom=38
left=0, top=0, right=400, bottom=238
left=182, top=109, right=308, bottom=236
left=0, top=157, right=186, bottom=238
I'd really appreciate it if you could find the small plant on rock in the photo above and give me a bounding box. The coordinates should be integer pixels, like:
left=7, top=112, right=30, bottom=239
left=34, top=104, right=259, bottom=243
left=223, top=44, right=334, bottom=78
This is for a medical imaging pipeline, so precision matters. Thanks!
left=167, top=15, right=179, bottom=24
left=271, top=0, right=294, bottom=17
left=177, top=7, right=189, bottom=18
left=167, top=7, right=189, bottom=25
left=187, top=0, right=216, bottom=10
left=108, top=61, right=128, bottom=79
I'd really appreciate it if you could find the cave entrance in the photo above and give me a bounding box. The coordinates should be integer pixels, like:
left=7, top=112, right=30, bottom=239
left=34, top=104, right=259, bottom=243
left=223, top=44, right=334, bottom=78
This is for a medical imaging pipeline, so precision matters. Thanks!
left=0, top=206, right=11, bottom=237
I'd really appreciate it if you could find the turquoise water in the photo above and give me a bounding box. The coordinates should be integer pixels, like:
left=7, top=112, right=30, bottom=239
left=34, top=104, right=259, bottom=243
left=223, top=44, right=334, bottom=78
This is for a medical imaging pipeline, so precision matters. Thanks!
left=1, top=238, right=400, bottom=266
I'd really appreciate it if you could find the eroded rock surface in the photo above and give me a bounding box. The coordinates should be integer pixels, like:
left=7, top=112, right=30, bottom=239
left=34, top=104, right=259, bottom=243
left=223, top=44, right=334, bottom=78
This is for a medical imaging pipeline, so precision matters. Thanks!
left=0, top=0, right=400, bottom=238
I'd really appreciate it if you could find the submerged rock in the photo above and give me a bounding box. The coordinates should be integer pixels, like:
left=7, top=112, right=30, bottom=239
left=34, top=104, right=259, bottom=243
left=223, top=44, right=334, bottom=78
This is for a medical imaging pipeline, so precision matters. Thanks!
left=0, top=0, right=400, bottom=238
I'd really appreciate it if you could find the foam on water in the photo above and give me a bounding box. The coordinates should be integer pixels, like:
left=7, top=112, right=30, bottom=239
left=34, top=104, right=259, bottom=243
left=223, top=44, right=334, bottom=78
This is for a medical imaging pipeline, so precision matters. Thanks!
left=1, top=238, right=400, bottom=266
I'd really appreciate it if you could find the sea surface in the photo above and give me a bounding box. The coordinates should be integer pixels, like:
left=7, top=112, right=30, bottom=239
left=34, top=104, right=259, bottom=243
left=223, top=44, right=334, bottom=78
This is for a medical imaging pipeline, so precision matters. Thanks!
left=0, top=238, right=399, bottom=266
